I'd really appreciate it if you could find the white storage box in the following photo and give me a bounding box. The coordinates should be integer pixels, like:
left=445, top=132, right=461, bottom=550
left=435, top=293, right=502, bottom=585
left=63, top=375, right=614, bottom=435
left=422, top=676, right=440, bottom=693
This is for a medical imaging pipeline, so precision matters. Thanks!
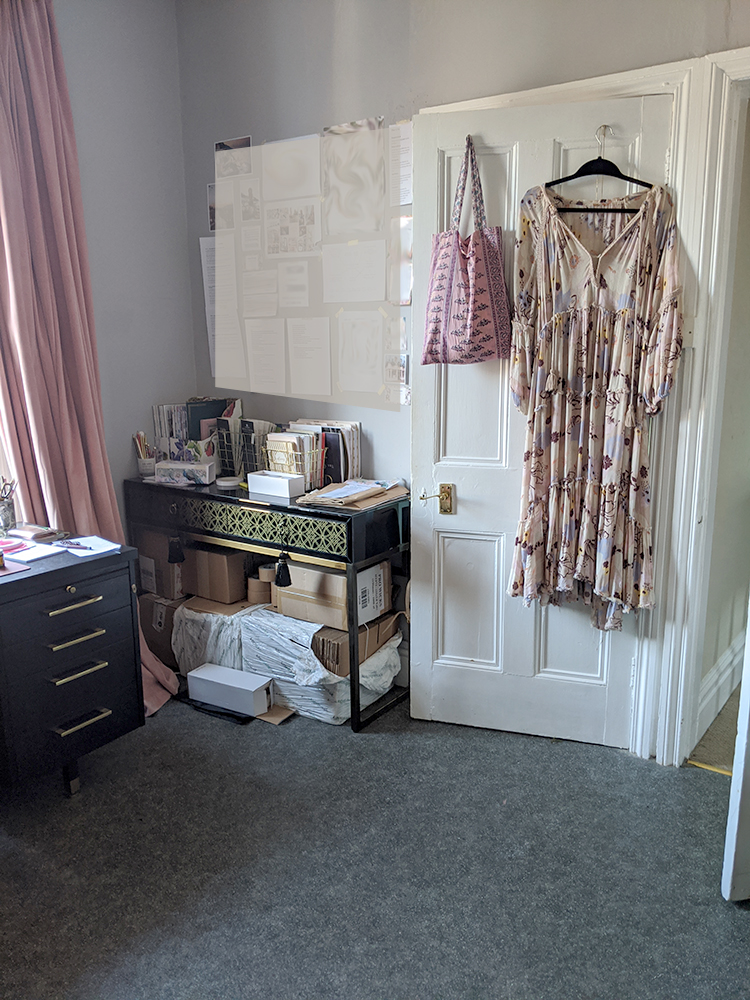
left=155, top=460, right=216, bottom=485
left=246, top=470, right=305, bottom=498
left=187, top=663, right=272, bottom=716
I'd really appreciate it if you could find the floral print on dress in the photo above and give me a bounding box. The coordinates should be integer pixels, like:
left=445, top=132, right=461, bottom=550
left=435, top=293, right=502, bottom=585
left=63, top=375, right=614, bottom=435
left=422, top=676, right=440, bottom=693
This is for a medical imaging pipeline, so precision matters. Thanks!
left=508, top=185, right=682, bottom=630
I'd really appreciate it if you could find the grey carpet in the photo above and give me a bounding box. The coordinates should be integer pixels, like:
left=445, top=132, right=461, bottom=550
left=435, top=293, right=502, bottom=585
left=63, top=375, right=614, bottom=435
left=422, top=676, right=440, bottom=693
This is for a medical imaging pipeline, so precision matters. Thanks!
left=1, top=699, right=748, bottom=1000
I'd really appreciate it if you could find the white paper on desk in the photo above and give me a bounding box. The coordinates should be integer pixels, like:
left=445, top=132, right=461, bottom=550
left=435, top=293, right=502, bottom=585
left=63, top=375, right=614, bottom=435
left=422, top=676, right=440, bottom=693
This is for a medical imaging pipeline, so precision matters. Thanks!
left=67, top=537, right=122, bottom=558
left=322, top=241, right=385, bottom=303
left=199, top=237, right=216, bottom=376
left=389, top=122, right=413, bottom=206
left=338, top=310, right=383, bottom=393
left=287, top=318, right=331, bottom=397
left=11, top=542, right=67, bottom=561
left=262, top=135, right=321, bottom=202
left=245, top=318, right=286, bottom=394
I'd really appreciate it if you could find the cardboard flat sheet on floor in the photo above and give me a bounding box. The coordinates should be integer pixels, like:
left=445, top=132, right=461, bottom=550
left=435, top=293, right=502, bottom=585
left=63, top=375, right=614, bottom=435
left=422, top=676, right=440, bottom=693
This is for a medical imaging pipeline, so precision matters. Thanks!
left=256, top=704, right=295, bottom=725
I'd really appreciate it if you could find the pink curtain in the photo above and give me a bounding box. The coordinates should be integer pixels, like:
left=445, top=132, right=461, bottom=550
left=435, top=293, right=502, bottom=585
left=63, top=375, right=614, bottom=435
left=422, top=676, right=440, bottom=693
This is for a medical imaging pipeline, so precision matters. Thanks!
left=0, top=0, right=122, bottom=542
left=0, top=1, right=175, bottom=715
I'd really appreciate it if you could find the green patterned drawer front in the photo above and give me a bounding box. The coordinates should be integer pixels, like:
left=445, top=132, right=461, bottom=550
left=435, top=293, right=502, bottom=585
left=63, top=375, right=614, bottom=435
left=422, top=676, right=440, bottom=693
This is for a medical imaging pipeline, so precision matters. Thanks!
left=174, top=495, right=349, bottom=558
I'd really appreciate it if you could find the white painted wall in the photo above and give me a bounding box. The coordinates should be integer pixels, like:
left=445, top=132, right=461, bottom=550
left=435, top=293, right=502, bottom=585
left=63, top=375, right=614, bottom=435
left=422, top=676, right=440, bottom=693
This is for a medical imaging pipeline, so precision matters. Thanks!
left=702, top=103, right=750, bottom=680
left=53, top=0, right=750, bottom=489
left=53, top=0, right=195, bottom=514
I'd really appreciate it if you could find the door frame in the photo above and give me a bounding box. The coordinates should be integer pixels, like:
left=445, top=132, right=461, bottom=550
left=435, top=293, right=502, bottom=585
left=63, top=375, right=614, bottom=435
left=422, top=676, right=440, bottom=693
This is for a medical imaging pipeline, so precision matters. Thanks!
left=417, top=49, right=750, bottom=766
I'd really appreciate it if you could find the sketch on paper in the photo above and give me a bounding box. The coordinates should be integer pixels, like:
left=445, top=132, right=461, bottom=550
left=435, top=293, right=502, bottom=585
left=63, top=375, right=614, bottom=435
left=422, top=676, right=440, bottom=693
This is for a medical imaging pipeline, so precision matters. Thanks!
left=322, top=128, right=386, bottom=235
left=262, top=135, right=321, bottom=202
left=338, top=311, right=383, bottom=394
left=265, top=200, right=320, bottom=257
left=240, top=177, right=261, bottom=222
left=215, top=135, right=253, bottom=178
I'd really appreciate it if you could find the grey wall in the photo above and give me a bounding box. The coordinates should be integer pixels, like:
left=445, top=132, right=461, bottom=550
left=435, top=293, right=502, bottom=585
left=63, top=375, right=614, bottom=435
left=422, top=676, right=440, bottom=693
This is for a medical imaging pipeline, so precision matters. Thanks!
left=174, top=0, right=750, bottom=481
left=702, top=103, right=750, bottom=679
left=54, top=0, right=750, bottom=489
left=54, top=0, right=195, bottom=515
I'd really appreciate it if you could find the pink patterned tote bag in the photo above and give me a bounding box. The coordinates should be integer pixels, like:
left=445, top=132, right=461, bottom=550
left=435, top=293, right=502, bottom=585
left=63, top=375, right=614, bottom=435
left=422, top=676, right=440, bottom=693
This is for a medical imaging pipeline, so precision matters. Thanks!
left=421, top=135, right=512, bottom=365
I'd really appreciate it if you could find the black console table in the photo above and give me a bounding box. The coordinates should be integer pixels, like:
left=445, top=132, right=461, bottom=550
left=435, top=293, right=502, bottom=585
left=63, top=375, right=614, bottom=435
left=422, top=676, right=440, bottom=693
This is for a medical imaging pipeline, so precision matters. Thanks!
left=124, top=479, right=410, bottom=731
left=0, top=547, right=144, bottom=793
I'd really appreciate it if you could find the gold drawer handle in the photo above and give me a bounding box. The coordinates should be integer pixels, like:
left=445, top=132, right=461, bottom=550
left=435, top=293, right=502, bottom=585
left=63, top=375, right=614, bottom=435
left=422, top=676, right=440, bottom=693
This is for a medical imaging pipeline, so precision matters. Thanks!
left=46, top=594, right=103, bottom=617
left=50, top=660, right=108, bottom=687
left=53, top=707, right=112, bottom=738
left=48, top=627, right=106, bottom=652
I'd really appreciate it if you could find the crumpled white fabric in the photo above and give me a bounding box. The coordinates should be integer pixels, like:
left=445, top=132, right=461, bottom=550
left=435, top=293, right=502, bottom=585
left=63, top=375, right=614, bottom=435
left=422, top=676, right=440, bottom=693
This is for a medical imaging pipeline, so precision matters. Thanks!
left=171, top=603, right=259, bottom=676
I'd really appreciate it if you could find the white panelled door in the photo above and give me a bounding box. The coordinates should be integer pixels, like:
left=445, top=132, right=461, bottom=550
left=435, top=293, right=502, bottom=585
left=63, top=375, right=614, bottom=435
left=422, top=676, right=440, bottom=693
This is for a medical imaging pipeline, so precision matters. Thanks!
left=411, top=96, right=672, bottom=745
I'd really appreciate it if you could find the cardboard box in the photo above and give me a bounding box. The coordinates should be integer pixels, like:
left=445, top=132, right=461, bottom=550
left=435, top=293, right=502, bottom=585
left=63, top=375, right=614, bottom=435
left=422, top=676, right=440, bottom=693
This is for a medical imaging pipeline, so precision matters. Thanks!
left=246, top=470, right=305, bottom=498
left=276, top=560, right=391, bottom=630
left=155, top=460, right=216, bottom=485
left=181, top=546, right=246, bottom=604
left=311, top=611, right=400, bottom=677
left=188, top=663, right=273, bottom=716
left=134, top=528, right=184, bottom=600
left=138, top=593, right=185, bottom=669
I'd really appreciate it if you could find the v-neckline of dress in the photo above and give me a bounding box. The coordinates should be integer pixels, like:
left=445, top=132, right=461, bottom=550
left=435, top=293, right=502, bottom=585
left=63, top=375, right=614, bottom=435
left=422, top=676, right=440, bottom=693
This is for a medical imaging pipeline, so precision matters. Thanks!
left=541, top=184, right=655, bottom=277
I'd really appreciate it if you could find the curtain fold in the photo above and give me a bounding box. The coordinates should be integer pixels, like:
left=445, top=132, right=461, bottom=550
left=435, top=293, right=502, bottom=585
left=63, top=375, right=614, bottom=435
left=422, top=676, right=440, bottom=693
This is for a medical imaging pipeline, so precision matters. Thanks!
left=0, top=0, right=122, bottom=542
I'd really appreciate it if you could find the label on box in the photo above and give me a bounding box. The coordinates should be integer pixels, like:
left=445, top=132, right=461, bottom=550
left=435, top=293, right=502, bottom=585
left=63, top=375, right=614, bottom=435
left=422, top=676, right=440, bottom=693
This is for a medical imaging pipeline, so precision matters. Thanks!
left=151, top=602, right=167, bottom=632
left=139, top=555, right=157, bottom=594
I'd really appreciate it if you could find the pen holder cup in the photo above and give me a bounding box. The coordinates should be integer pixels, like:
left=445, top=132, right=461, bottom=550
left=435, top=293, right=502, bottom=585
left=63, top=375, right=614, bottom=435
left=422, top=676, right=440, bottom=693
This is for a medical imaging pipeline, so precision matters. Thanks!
left=0, top=498, right=16, bottom=538
left=137, top=458, right=156, bottom=478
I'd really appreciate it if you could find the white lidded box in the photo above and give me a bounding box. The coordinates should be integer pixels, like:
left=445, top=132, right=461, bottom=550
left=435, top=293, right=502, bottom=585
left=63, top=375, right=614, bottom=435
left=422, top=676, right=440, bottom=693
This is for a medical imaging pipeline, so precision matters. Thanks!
left=246, top=470, right=305, bottom=498
left=187, top=663, right=273, bottom=716
left=155, top=460, right=216, bottom=485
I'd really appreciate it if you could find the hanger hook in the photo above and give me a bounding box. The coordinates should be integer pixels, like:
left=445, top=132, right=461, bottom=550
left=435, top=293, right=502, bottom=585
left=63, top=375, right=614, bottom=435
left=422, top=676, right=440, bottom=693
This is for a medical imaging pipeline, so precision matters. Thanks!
left=595, top=124, right=615, bottom=157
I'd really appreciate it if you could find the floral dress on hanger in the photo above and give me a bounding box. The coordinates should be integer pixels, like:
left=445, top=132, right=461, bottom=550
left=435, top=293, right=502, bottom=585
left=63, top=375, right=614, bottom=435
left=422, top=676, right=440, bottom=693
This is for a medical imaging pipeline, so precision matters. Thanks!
left=508, top=184, right=682, bottom=630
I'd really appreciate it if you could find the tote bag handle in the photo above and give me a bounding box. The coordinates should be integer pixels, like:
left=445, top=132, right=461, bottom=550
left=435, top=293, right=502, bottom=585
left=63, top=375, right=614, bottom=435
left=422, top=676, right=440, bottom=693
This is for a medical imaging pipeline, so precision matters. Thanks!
left=450, top=135, right=488, bottom=231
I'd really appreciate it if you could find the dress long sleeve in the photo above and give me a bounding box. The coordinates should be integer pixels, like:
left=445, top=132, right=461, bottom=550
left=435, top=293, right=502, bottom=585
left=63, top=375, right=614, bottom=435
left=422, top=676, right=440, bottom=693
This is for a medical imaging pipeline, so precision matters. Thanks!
left=641, top=203, right=683, bottom=415
left=510, top=192, right=539, bottom=415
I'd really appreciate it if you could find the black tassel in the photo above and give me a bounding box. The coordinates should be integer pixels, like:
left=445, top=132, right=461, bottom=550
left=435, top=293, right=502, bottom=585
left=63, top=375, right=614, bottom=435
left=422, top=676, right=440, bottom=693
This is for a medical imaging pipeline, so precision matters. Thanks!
left=275, top=552, right=292, bottom=588
left=168, top=536, right=185, bottom=563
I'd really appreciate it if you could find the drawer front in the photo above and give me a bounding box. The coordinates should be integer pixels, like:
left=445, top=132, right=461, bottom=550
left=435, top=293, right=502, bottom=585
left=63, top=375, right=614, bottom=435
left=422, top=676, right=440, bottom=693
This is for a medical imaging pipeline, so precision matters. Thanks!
left=128, top=486, right=351, bottom=559
left=3, top=606, right=135, bottom=683
left=8, top=639, right=141, bottom=781
left=0, top=568, right=132, bottom=646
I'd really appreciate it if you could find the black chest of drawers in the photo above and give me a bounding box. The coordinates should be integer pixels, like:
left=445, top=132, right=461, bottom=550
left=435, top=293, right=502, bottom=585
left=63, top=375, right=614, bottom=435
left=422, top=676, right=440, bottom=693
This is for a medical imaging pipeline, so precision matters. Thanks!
left=0, top=546, right=144, bottom=792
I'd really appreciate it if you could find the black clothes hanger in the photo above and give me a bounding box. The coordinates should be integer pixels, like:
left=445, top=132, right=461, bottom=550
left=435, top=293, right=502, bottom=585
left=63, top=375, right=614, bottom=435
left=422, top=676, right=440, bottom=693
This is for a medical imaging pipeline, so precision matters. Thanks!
left=545, top=125, right=652, bottom=214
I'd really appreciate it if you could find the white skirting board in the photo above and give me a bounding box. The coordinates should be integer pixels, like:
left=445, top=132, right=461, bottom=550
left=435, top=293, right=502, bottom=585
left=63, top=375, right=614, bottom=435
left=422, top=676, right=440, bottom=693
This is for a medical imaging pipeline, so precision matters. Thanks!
left=696, top=631, right=745, bottom=745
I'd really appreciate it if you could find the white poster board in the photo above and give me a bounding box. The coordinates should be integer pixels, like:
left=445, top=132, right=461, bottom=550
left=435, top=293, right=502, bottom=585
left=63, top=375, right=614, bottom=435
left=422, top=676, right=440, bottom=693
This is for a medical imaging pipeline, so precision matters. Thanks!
left=212, top=121, right=412, bottom=410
